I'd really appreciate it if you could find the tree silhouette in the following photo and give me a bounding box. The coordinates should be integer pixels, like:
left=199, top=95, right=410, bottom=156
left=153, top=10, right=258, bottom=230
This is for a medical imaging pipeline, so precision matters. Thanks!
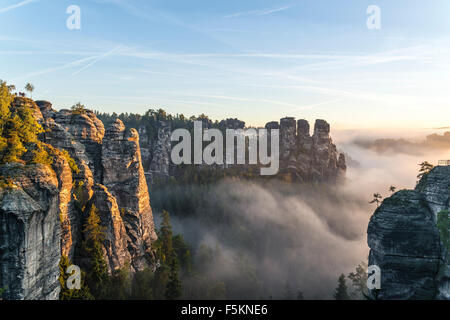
left=334, top=274, right=350, bottom=300
left=165, top=251, right=182, bottom=300
left=369, top=193, right=383, bottom=207
left=417, top=161, right=434, bottom=180
left=25, top=83, right=34, bottom=99
left=348, top=262, right=368, bottom=299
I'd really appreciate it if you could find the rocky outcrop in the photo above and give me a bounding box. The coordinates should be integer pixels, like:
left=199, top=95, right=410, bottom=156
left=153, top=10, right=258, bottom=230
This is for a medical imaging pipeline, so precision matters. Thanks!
left=0, top=163, right=61, bottom=300
left=146, top=122, right=172, bottom=183
left=0, top=99, right=157, bottom=299
left=102, top=119, right=157, bottom=271
left=367, top=166, right=450, bottom=299
left=219, top=118, right=245, bottom=130
left=92, top=184, right=131, bottom=272
left=139, top=117, right=345, bottom=184
left=272, top=118, right=346, bottom=182
left=42, top=106, right=104, bottom=181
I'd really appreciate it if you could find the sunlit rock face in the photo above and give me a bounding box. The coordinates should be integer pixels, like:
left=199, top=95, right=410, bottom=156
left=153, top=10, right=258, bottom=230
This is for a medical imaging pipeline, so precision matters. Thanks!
left=0, top=100, right=158, bottom=299
left=102, top=119, right=157, bottom=271
left=367, top=166, right=450, bottom=300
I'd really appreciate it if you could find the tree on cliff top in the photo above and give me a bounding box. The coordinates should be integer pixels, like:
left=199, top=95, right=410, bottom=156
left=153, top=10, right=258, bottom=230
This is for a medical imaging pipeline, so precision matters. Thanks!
left=0, top=80, right=51, bottom=165
left=25, top=83, right=34, bottom=99
left=71, top=102, right=87, bottom=115
left=369, top=193, right=383, bottom=208
left=417, top=161, right=434, bottom=180
left=389, top=186, right=396, bottom=194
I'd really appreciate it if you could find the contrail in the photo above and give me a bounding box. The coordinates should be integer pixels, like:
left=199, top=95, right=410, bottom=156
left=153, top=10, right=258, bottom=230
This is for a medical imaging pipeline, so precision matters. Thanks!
left=71, top=46, right=122, bottom=76
left=0, top=0, right=37, bottom=14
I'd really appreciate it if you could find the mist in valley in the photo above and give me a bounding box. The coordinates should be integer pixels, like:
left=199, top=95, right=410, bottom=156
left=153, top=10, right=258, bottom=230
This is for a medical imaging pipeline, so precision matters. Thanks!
left=151, top=128, right=450, bottom=299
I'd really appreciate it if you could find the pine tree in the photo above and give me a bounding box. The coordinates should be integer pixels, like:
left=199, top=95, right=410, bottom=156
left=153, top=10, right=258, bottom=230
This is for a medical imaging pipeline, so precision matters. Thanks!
left=165, top=251, right=182, bottom=300
left=334, top=274, right=350, bottom=300
left=159, top=210, right=173, bottom=263
left=25, top=83, right=34, bottom=99
left=83, top=205, right=110, bottom=299
left=369, top=193, right=383, bottom=208
left=59, top=255, right=93, bottom=300
left=417, top=161, right=434, bottom=180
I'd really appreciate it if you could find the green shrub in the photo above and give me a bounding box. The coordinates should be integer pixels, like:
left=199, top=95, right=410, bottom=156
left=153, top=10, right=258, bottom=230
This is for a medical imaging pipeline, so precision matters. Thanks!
left=60, top=149, right=80, bottom=174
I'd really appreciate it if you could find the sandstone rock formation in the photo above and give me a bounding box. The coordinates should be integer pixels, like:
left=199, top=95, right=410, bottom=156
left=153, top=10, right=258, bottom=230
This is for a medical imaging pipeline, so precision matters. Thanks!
left=271, top=118, right=346, bottom=182
left=102, top=119, right=157, bottom=271
left=139, top=117, right=346, bottom=184
left=140, top=121, right=172, bottom=183
left=0, top=99, right=157, bottom=300
left=0, top=163, right=61, bottom=300
left=367, top=166, right=450, bottom=299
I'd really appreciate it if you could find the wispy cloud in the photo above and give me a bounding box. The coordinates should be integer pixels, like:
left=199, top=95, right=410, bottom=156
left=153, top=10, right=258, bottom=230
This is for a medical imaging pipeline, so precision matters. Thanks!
left=13, top=47, right=121, bottom=80
left=13, top=56, right=99, bottom=81
left=224, top=5, right=293, bottom=19
left=0, top=0, right=37, bottom=14
left=71, top=46, right=122, bottom=76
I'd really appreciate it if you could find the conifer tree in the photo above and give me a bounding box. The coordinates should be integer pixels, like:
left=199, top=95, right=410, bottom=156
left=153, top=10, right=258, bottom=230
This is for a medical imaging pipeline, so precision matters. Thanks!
left=59, top=255, right=93, bottom=300
left=159, top=210, right=173, bottom=263
left=334, top=274, right=350, bottom=300
left=83, top=205, right=110, bottom=299
left=165, top=251, right=182, bottom=300
left=25, top=83, right=34, bottom=98
left=417, top=161, right=434, bottom=180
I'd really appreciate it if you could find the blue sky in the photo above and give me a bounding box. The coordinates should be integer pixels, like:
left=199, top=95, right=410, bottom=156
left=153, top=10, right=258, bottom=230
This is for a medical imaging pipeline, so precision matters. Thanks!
left=1, top=0, right=450, bottom=129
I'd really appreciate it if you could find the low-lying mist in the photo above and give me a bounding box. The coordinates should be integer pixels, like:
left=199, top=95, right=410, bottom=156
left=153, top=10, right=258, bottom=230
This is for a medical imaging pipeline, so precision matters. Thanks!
left=151, top=128, right=450, bottom=299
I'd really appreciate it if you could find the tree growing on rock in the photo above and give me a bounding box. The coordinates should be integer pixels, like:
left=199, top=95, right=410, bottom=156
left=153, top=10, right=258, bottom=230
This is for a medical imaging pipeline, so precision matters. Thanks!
left=417, top=161, right=434, bottom=181
left=71, top=102, right=86, bottom=115
left=369, top=193, right=383, bottom=208
left=0, top=80, right=50, bottom=165
left=25, top=83, right=34, bottom=99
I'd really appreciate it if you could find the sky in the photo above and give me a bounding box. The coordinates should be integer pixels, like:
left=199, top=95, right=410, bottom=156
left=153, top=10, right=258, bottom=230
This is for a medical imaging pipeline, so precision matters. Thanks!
left=1, top=0, right=450, bottom=129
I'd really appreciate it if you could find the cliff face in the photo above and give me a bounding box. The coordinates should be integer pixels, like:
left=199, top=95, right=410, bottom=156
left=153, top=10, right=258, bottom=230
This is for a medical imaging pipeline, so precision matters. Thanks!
left=102, top=119, right=157, bottom=270
left=138, top=117, right=346, bottom=185
left=0, top=163, right=61, bottom=300
left=367, top=166, right=450, bottom=299
left=276, top=118, right=346, bottom=182
left=0, top=100, right=157, bottom=300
